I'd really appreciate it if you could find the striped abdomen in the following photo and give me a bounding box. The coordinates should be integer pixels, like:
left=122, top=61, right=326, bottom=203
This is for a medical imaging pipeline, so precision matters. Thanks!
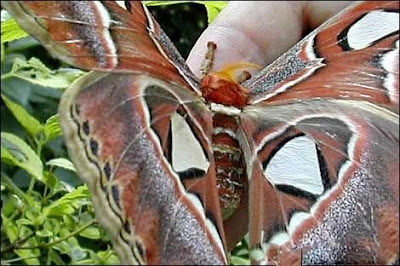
left=212, top=112, right=247, bottom=219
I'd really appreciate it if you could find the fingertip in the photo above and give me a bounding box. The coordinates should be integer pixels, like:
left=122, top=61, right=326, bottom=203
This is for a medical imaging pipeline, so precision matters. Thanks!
left=187, top=2, right=305, bottom=78
left=186, top=2, right=354, bottom=78
left=187, top=24, right=266, bottom=78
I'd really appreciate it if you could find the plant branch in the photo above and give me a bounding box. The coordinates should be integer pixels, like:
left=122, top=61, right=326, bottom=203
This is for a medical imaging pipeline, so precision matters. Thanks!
left=1, top=231, right=35, bottom=253
left=14, top=220, right=96, bottom=249
left=1, top=172, right=30, bottom=206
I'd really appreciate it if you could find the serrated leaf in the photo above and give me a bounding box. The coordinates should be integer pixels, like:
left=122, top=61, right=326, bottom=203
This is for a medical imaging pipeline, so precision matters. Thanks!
left=58, top=185, right=89, bottom=202
left=43, top=114, right=63, bottom=142
left=43, top=185, right=89, bottom=217
left=46, top=158, right=76, bottom=172
left=1, top=94, right=43, bottom=137
left=5, top=57, right=84, bottom=89
left=44, top=202, right=76, bottom=217
left=15, top=218, right=35, bottom=226
left=1, top=132, right=43, bottom=182
left=1, top=17, right=29, bottom=43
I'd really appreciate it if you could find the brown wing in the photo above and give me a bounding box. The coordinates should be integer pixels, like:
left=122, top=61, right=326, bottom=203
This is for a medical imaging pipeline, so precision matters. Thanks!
left=3, top=1, right=228, bottom=264
left=2, top=1, right=201, bottom=92
left=245, top=1, right=398, bottom=113
left=59, top=72, right=227, bottom=264
left=240, top=1, right=399, bottom=264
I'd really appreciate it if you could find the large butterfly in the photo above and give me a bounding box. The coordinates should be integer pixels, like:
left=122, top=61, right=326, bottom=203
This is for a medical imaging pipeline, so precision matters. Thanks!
left=3, top=1, right=399, bottom=265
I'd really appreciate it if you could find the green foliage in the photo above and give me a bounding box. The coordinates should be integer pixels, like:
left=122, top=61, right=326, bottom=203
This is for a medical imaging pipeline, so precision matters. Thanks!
left=145, top=1, right=228, bottom=23
left=1, top=11, right=111, bottom=264
left=1, top=10, right=29, bottom=44
left=2, top=57, right=84, bottom=89
left=1, top=2, right=249, bottom=265
left=2, top=94, right=43, bottom=138
left=1, top=132, right=43, bottom=182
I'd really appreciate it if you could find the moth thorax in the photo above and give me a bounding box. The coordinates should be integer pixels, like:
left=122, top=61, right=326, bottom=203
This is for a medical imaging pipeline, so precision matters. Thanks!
left=201, top=73, right=250, bottom=108
left=211, top=113, right=247, bottom=220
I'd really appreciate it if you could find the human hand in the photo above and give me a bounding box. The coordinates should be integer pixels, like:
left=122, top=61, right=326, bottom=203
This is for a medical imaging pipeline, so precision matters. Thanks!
left=187, top=1, right=353, bottom=77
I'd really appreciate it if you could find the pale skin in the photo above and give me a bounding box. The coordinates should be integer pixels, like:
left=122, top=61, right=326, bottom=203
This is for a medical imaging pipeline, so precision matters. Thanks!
left=186, top=1, right=353, bottom=250
left=187, top=1, right=353, bottom=78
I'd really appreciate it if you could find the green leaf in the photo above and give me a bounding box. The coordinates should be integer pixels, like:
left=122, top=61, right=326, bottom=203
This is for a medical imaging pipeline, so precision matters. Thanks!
left=1, top=17, right=29, bottom=43
left=3, top=216, right=19, bottom=242
left=2, top=217, right=40, bottom=265
left=70, top=246, right=88, bottom=262
left=1, top=145, right=15, bottom=164
left=79, top=226, right=101, bottom=240
left=42, top=171, right=59, bottom=190
left=203, top=2, right=228, bottom=23
left=2, top=194, right=23, bottom=217
left=63, top=214, right=77, bottom=230
left=54, top=232, right=87, bottom=261
left=144, top=1, right=195, bottom=6
left=46, top=158, right=76, bottom=172
left=15, top=234, right=41, bottom=265
left=230, top=256, right=251, bottom=265
left=1, top=132, right=43, bottom=182
left=1, top=41, right=4, bottom=63
left=15, top=218, right=35, bottom=226
left=144, top=1, right=228, bottom=24
left=52, top=229, right=72, bottom=255
left=43, top=218, right=61, bottom=236
left=36, top=229, right=53, bottom=237
left=43, top=185, right=89, bottom=217
left=47, top=249, right=65, bottom=265
left=1, top=94, right=43, bottom=137
left=43, top=114, right=63, bottom=143
left=249, top=248, right=265, bottom=262
left=3, top=57, right=85, bottom=89
left=44, top=202, right=76, bottom=217
left=97, top=249, right=120, bottom=265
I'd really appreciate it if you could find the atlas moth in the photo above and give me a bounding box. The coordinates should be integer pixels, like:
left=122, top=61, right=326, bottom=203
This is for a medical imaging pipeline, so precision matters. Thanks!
left=3, top=1, right=399, bottom=265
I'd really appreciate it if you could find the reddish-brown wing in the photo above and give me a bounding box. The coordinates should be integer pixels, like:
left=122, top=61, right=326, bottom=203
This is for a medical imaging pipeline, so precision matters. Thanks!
left=3, top=1, right=227, bottom=264
left=58, top=72, right=227, bottom=264
left=2, top=1, right=200, bottom=92
left=240, top=1, right=399, bottom=264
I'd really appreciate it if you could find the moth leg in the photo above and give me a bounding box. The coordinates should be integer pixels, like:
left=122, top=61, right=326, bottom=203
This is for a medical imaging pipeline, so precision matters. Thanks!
left=236, top=70, right=252, bottom=84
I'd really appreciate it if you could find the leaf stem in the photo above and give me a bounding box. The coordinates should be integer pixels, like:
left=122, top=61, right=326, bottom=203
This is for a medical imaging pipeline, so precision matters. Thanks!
left=14, top=220, right=96, bottom=249
left=1, top=231, right=35, bottom=253
left=1, top=172, right=30, bottom=206
left=1, top=255, right=40, bottom=264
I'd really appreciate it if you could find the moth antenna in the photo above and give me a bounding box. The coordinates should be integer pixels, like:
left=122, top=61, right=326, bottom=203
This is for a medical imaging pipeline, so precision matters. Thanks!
left=200, top=41, right=217, bottom=77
